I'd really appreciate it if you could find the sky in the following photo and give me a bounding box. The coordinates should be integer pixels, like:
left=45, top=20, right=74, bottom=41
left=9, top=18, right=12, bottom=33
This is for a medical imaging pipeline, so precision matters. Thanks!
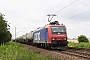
left=0, top=0, right=90, bottom=39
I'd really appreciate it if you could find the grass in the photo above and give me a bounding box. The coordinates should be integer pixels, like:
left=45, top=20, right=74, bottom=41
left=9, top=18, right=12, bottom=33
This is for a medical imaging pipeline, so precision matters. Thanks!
left=2, top=41, right=90, bottom=60
left=68, top=42, right=90, bottom=48
left=0, top=42, right=61, bottom=60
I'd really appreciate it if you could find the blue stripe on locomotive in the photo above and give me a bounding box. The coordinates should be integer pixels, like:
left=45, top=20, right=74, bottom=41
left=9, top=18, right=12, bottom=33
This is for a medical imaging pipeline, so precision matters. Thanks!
left=33, top=28, right=48, bottom=43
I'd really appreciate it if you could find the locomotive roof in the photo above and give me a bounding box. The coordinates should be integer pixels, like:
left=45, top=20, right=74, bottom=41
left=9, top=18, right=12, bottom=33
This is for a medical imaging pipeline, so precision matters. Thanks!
left=45, top=24, right=65, bottom=28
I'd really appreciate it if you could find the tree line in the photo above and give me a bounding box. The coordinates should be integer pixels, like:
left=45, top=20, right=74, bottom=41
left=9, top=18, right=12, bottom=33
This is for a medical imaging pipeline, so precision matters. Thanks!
left=0, top=13, right=12, bottom=44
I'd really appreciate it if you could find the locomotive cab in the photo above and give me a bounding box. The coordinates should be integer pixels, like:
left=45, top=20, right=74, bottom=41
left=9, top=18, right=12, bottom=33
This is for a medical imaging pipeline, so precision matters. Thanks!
left=47, top=21, right=68, bottom=48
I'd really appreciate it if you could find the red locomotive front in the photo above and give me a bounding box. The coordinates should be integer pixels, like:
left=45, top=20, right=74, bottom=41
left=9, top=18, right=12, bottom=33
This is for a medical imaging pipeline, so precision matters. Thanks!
left=46, top=21, right=68, bottom=47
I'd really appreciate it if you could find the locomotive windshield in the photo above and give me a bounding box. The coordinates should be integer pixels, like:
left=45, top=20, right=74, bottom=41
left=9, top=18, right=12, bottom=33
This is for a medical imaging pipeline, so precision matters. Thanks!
left=51, top=26, right=66, bottom=34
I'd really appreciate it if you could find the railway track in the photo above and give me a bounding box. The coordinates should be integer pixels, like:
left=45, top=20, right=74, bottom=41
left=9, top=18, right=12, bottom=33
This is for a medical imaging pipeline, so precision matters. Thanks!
left=60, top=50, right=90, bottom=60
left=53, top=47, right=90, bottom=60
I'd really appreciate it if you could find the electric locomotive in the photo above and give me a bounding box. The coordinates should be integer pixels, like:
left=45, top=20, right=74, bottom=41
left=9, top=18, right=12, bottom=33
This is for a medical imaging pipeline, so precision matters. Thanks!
left=33, top=21, right=68, bottom=49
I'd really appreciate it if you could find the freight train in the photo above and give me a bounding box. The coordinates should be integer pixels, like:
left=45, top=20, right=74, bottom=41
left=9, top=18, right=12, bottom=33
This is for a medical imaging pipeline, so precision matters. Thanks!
left=13, top=21, right=68, bottom=49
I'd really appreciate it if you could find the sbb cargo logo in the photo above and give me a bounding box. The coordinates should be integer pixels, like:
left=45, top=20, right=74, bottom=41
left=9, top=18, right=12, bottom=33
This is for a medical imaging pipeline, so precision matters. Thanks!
left=34, top=32, right=40, bottom=40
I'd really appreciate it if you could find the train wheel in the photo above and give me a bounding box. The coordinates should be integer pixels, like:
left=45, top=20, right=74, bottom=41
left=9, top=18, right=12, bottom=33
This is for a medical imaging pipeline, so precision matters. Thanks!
left=45, top=44, right=51, bottom=50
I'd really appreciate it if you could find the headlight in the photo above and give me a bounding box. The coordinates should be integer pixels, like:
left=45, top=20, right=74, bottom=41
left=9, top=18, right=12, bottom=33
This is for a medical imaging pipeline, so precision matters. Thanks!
left=52, top=38, right=55, bottom=40
left=64, top=38, right=67, bottom=40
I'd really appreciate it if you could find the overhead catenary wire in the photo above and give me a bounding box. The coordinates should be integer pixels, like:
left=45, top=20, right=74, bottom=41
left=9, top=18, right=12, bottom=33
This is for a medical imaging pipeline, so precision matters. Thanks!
left=54, top=1, right=90, bottom=23
left=68, top=9, right=90, bottom=19
left=61, top=2, right=90, bottom=18
left=49, top=0, right=79, bottom=22
left=47, top=0, right=66, bottom=13
left=55, top=0, right=78, bottom=14
left=59, top=9, right=90, bottom=22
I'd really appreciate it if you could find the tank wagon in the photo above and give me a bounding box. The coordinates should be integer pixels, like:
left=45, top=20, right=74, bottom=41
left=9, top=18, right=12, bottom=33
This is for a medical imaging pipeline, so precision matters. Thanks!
left=15, top=31, right=34, bottom=44
left=15, top=21, right=68, bottom=49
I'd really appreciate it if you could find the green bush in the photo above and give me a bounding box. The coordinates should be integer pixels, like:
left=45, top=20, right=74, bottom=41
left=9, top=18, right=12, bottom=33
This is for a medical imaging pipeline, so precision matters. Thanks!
left=78, top=35, right=89, bottom=43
